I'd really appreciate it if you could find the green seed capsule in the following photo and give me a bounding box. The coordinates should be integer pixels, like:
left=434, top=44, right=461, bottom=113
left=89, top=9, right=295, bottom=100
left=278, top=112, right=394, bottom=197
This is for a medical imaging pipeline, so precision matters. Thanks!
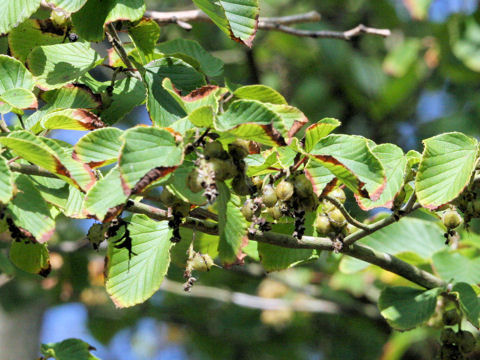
left=209, top=158, right=237, bottom=181
left=329, top=188, right=346, bottom=204
left=204, top=141, right=228, bottom=159
left=190, top=252, right=214, bottom=272
left=187, top=169, right=204, bottom=193
left=300, top=193, right=319, bottom=212
left=457, top=330, right=476, bottom=353
left=442, top=309, right=461, bottom=326
left=232, top=176, right=253, bottom=196
left=262, top=185, right=278, bottom=208
left=241, top=199, right=256, bottom=222
left=160, top=188, right=179, bottom=207
left=327, top=208, right=347, bottom=229
left=294, top=174, right=314, bottom=198
left=314, top=214, right=333, bottom=236
left=267, top=204, right=283, bottom=220
left=275, top=180, right=294, bottom=201
left=442, top=210, right=463, bottom=229
left=440, top=328, right=456, bottom=345
left=228, top=139, right=250, bottom=160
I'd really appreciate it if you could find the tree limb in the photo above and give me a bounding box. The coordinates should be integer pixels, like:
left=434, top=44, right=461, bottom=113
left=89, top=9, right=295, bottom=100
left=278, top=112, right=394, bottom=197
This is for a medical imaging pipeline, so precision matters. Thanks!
left=7, top=162, right=444, bottom=290
left=145, top=9, right=390, bottom=40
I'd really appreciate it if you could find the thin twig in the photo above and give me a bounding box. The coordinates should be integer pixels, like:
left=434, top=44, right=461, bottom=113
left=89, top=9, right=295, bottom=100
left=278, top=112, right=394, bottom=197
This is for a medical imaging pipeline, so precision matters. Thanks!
left=160, top=278, right=342, bottom=314
left=260, top=23, right=391, bottom=40
left=105, top=24, right=140, bottom=78
left=9, top=163, right=59, bottom=178
left=145, top=10, right=390, bottom=40
left=323, top=195, right=370, bottom=231
left=0, top=114, right=9, bottom=133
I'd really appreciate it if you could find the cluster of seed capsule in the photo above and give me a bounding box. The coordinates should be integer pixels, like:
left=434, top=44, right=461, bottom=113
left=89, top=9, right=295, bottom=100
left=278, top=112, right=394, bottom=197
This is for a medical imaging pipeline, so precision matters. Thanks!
left=440, top=309, right=477, bottom=359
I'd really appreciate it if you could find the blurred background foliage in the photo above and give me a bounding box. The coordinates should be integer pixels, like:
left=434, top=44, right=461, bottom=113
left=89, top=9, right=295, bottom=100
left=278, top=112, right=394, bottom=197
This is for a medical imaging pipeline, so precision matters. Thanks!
left=2, top=0, right=480, bottom=359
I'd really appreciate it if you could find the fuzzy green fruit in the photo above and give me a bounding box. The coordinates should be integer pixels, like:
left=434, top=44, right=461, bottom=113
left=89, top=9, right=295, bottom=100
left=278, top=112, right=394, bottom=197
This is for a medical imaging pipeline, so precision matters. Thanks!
left=441, top=328, right=457, bottom=345
left=442, top=210, right=463, bottom=229
left=275, top=180, right=294, bottom=201
left=160, top=188, right=179, bottom=207
left=209, top=158, right=237, bottom=181
left=457, top=331, right=476, bottom=353
left=329, top=188, right=346, bottom=204
left=294, top=174, right=314, bottom=198
left=327, top=208, right=347, bottom=229
left=204, top=141, right=228, bottom=159
left=190, top=252, right=214, bottom=272
left=232, top=176, right=253, bottom=196
left=300, top=194, right=318, bottom=212
left=267, top=204, right=283, bottom=220
left=241, top=199, right=256, bottom=222
left=314, top=214, right=333, bottom=236
left=187, top=169, right=204, bottom=193
left=262, top=185, right=278, bottom=208
left=228, top=139, right=250, bottom=160
left=442, top=309, right=461, bottom=326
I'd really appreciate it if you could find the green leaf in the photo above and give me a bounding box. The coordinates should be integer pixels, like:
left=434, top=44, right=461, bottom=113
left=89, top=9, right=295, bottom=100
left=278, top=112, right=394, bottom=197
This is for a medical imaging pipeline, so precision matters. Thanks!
left=245, top=151, right=279, bottom=177
left=72, top=0, right=145, bottom=42
left=215, top=99, right=289, bottom=146
left=356, top=144, right=406, bottom=210
left=188, top=106, right=215, bottom=128
left=31, top=108, right=104, bottom=133
left=41, top=85, right=101, bottom=110
left=105, top=214, right=172, bottom=308
left=304, top=118, right=341, bottom=152
left=258, top=242, right=316, bottom=272
left=157, top=39, right=224, bottom=77
left=162, top=78, right=221, bottom=114
left=41, top=338, right=99, bottom=360
left=340, top=218, right=444, bottom=273
left=0, top=155, right=13, bottom=203
left=452, top=282, right=480, bottom=328
left=304, top=160, right=336, bottom=196
left=0, top=0, right=42, bottom=35
left=452, top=18, right=480, bottom=72
left=38, top=136, right=97, bottom=191
left=74, top=127, right=123, bottom=168
left=217, top=182, right=248, bottom=264
left=118, top=127, right=184, bottom=193
left=415, top=132, right=478, bottom=209
left=192, top=0, right=259, bottom=47
left=309, top=134, right=386, bottom=200
left=48, top=0, right=88, bottom=12
left=100, top=77, right=146, bottom=125
left=383, top=39, right=422, bottom=77
left=83, top=166, right=128, bottom=221
left=9, top=239, right=50, bottom=276
left=28, top=42, right=102, bottom=90
left=233, top=85, right=287, bottom=105
left=7, top=174, right=56, bottom=243
left=8, top=19, right=64, bottom=62
left=0, top=55, right=35, bottom=92
left=129, top=18, right=161, bottom=64
left=432, top=250, right=480, bottom=284
left=0, top=88, right=37, bottom=113
left=165, top=161, right=206, bottom=205
left=378, top=287, right=442, bottom=331
left=143, top=57, right=206, bottom=127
